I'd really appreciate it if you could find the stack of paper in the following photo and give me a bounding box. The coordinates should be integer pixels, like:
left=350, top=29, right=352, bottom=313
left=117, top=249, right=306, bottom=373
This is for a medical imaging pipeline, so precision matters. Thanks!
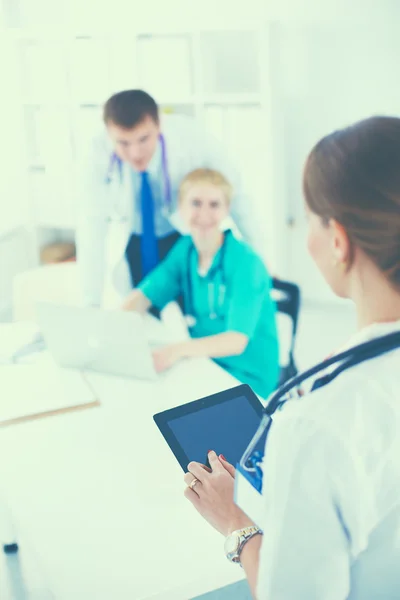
left=0, top=361, right=98, bottom=427
left=0, top=322, right=39, bottom=364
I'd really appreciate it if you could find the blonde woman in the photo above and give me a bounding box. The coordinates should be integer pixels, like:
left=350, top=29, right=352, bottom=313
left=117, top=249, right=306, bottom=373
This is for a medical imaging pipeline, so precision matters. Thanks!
left=122, top=168, right=279, bottom=399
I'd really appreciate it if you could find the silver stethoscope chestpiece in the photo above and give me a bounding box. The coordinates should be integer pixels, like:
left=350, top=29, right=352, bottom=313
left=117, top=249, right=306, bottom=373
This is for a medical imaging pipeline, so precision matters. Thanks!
left=161, top=205, right=172, bottom=218
left=185, top=315, right=197, bottom=328
left=107, top=215, right=129, bottom=224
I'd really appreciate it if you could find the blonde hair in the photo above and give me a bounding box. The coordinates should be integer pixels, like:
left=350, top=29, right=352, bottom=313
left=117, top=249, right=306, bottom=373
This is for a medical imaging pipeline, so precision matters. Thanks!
left=179, top=168, right=233, bottom=205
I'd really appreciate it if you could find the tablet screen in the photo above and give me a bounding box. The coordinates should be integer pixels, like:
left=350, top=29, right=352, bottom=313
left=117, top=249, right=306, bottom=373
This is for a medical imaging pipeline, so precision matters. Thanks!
left=154, top=385, right=264, bottom=470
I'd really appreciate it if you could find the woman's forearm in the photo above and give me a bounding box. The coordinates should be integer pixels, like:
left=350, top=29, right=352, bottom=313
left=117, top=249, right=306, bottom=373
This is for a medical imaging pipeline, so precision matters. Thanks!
left=177, top=331, right=248, bottom=360
left=121, top=289, right=151, bottom=313
left=239, top=534, right=262, bottom=599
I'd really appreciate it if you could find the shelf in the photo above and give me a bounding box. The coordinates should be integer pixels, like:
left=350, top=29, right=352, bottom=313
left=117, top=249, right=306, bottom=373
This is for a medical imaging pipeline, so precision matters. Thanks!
left=4, top=22, right=271, bottom=272
left=36, top=219, right=77, bottom=230
left=0, top=223, right=26, bottom=241
left=23, top=96, right=264, bottom=108
left=158, top=98, right=197, bottom=107
left=3, top=21, right=265, bottom=39
left=136, top=34, right=194, bottom=100
left=22, top=102, right=71, bottom=108
left=24, top=99, right=198, bottom=109
left=4, top=28, right=70, bottom=41
left=203, top=94, right=262, bottom=105
left=136, top=24, right=263, bottom=37
left=18, top=39, right=70, bottom=105
left=68, top=37, right=113, bottom=105
left=200, top=30, right=261, bottom=96
left=159, top=104, right=196, bottom=117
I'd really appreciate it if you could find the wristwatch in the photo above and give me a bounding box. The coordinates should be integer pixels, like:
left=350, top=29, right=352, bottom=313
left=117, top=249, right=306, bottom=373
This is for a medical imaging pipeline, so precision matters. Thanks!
left=224, top=525, right=263, bottom=564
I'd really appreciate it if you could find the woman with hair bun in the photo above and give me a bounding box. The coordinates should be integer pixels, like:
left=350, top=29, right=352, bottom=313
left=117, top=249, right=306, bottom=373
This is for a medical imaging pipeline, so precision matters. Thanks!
left=183, top=116, right=400, bottom=600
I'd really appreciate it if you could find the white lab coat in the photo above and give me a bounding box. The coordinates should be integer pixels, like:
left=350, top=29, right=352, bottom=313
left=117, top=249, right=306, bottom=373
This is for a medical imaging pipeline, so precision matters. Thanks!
left=256, top=320, right=400, bottom=600
left=75, top=113, right=263, bottom=308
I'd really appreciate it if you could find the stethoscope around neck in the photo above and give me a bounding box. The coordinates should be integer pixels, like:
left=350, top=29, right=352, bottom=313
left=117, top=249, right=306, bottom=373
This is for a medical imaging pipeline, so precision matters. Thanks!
left=184, top=234, right=229, bottom=329
left=238, top=330, right=400, bottom=492
left=104, top=133, right=173, bottom=220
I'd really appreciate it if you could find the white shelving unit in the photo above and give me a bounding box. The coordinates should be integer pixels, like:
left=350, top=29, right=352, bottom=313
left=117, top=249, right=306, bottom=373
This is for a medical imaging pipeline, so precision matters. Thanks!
left=1, top=17, right=278, bottom=267
left=2, top=1, right=399, bottom=312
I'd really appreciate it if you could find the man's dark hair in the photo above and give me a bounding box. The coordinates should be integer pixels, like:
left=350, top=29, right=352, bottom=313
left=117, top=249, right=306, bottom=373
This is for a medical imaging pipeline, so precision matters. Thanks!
left=103, top=90, right=159, bottom=128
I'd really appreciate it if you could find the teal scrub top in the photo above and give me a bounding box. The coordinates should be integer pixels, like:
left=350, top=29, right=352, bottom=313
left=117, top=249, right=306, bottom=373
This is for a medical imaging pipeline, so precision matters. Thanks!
left=138, top=231, right=280, bottom=398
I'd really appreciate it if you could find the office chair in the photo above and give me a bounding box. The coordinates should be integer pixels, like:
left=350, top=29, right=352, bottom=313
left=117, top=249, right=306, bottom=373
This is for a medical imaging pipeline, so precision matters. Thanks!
left=13, top=262, right=80, bottom=322
left=0, top=494, right=18, bottom=554
left=271, top=277, right=301, bottom=386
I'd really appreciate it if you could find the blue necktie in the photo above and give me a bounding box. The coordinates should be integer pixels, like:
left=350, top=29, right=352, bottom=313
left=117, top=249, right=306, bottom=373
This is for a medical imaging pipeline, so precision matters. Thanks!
left=140, top=171, right=159, bottom=276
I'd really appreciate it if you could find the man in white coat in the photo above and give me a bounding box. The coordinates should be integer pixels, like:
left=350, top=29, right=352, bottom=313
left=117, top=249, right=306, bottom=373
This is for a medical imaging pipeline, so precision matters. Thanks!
left=76, top=89, right=264, bottom=310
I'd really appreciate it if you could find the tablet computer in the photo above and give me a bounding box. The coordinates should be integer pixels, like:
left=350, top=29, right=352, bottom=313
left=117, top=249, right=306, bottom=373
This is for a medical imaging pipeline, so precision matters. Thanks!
left=153, top=384, right=264, bottom=471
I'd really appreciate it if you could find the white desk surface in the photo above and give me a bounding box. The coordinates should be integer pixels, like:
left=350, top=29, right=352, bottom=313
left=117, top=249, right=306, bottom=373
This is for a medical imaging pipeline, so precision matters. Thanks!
left=0, top=319, right=246, bottom=600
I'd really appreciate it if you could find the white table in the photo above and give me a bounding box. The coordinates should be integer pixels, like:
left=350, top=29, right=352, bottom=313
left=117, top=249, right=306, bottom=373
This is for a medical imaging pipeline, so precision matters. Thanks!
left=0, top=319, right=246, bottom=600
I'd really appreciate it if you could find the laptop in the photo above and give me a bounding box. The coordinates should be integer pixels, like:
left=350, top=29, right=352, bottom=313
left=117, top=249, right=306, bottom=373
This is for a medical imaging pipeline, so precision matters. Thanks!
left=35, top=302, right=167, bottom=380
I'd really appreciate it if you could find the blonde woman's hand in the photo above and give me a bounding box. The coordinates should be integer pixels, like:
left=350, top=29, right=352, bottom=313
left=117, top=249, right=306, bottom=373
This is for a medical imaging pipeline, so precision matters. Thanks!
left=152, top=344, right=184, bottom=372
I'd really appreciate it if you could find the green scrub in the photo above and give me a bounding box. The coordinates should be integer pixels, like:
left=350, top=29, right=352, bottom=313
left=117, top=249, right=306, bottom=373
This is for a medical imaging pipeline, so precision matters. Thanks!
left=138, top=231, right=280, bottom=398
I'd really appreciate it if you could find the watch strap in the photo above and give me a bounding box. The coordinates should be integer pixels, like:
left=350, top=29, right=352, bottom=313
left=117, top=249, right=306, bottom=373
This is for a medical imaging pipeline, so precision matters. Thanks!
left=226, top=525, right=262, bottom=564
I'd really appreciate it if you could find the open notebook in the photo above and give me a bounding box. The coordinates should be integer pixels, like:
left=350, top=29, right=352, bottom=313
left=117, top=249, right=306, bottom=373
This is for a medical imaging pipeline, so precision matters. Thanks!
left=0, top=361, right=99, bottom=428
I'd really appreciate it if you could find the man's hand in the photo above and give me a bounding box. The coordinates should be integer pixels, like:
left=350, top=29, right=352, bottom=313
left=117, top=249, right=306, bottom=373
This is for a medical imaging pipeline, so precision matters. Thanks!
left=121, top=290, right=150, bottom=312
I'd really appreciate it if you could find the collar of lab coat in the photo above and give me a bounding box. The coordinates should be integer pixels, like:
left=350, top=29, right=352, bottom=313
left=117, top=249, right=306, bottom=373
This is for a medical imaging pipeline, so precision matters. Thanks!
left=147, top=136, right=162, bottom=178
left=129, top=112, right=173, bottom=178
left=128, top=135, right=162, bottom=179
left=333, top=318, right=400, bottom=357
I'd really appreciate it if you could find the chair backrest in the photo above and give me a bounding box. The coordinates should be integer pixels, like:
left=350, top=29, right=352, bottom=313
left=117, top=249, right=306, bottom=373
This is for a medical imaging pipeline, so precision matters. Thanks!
left=13, top=262, right=80, bottom=322
left=271, top=277, right=301, bottom=385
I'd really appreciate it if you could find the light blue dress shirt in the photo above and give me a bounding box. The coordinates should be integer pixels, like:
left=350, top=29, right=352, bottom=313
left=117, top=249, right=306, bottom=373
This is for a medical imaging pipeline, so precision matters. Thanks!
left=130, top=142, right=175, bottom=238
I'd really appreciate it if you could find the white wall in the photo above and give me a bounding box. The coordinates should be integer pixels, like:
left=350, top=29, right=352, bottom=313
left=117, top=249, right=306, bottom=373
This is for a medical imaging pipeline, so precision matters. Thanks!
left=0, top=18, right=36, bottom=319
left=1, top=1, right=400, bottom=316
left=0, top=8, right=274, bottom=318
left=0, top=32, right=29, bottom=237
left=266, top=0, right=399, bottom=22
left=270, top=14, right=400, bottom=302
left=2, top=0, right=267, bottom=29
